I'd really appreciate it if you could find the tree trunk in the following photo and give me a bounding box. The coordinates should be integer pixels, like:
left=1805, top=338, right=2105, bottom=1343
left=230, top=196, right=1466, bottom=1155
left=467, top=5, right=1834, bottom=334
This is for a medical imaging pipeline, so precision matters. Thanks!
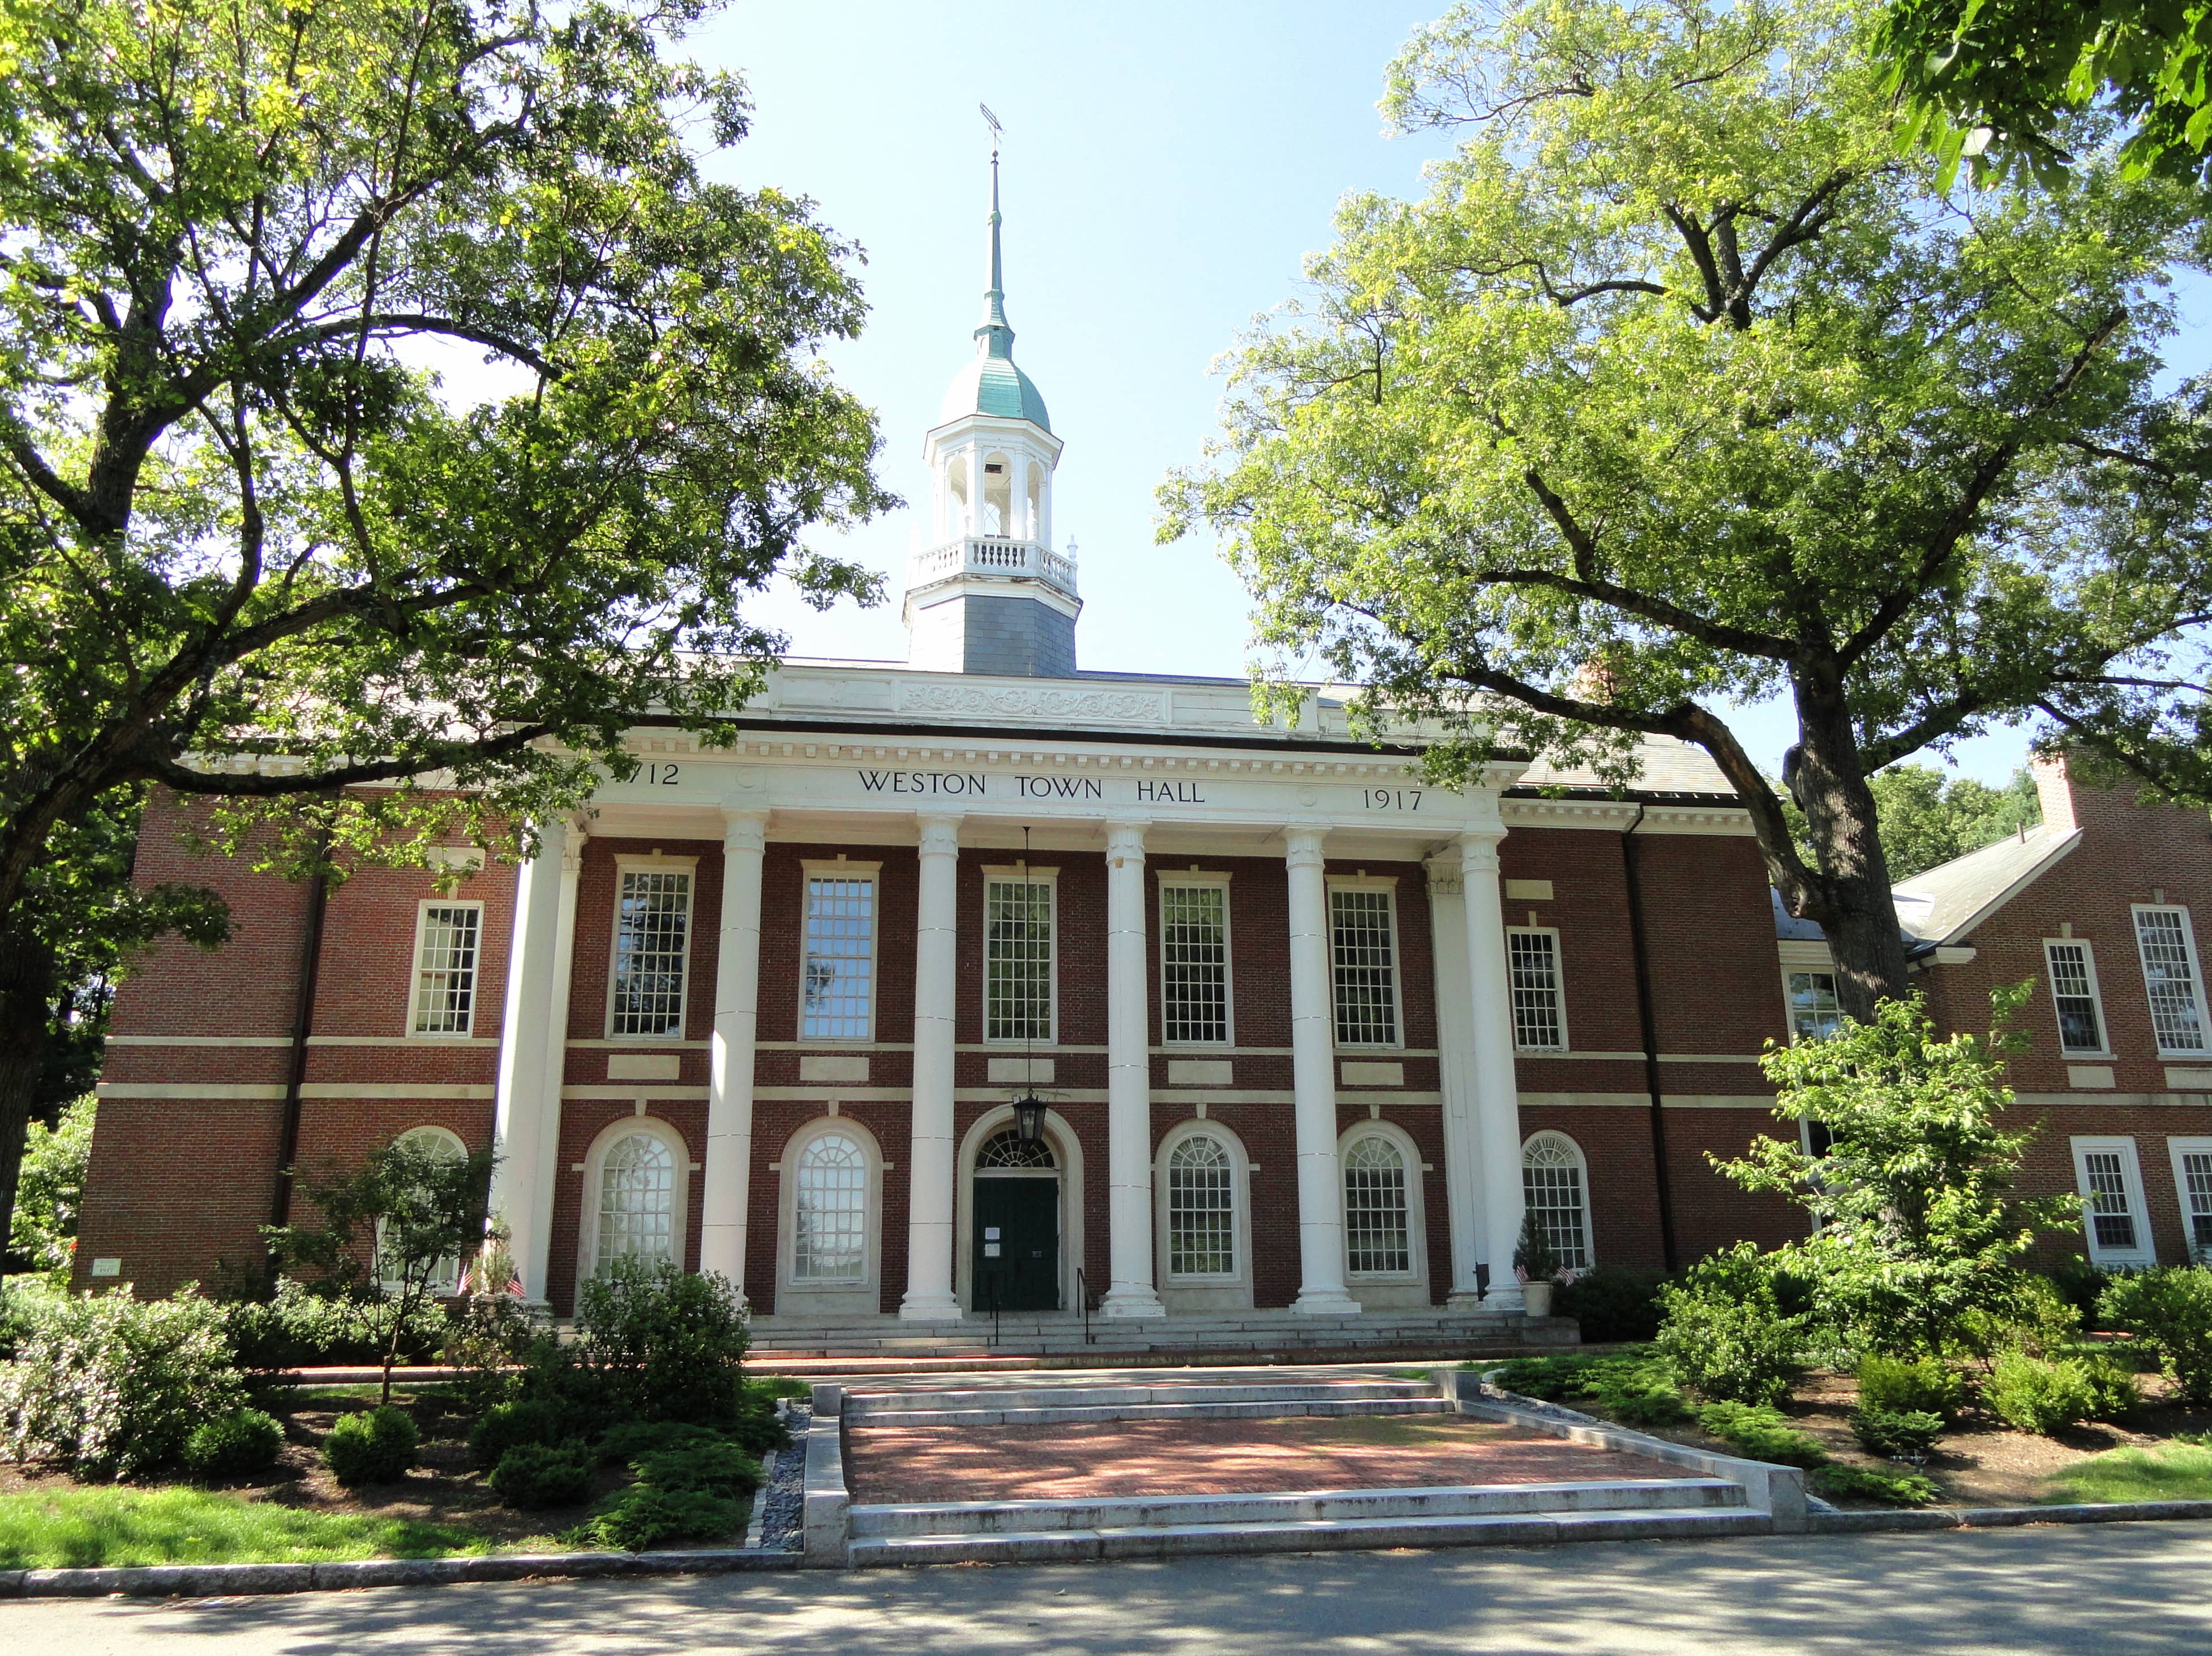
left=1786, top=677, right=1912, bottom=1021
left=0, top=925, right=59, bottom=1265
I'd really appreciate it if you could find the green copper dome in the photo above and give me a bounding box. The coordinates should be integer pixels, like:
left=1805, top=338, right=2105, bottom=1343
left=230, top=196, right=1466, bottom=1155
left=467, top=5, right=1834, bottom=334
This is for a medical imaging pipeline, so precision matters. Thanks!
left=936, top=147, right=1051, bottom=434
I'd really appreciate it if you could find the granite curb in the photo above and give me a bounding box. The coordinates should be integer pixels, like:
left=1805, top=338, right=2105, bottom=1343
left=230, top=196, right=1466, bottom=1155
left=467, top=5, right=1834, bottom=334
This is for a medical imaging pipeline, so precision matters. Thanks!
left=0, top=1546, right=803, bottom=1601
left=1805, top=1499, right=2212, bottom=1534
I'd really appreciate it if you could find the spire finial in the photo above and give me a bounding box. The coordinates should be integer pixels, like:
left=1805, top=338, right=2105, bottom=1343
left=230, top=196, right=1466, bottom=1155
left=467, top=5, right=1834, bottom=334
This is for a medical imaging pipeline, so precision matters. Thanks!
left=976, top=103, right=1013, bottom=357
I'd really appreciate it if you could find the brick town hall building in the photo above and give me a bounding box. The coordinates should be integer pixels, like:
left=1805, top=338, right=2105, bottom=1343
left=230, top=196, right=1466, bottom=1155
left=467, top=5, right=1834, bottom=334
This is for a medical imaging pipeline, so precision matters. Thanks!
left=74, top=157, right=2212, bottom=1347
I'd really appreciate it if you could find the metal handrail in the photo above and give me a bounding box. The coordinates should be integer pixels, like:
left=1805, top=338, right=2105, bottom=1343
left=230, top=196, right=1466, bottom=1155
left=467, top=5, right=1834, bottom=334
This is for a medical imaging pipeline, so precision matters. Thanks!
left=1077, top=1266, right=1093, bottom=1346
left=988, top=1275, right=1000, bottom=1350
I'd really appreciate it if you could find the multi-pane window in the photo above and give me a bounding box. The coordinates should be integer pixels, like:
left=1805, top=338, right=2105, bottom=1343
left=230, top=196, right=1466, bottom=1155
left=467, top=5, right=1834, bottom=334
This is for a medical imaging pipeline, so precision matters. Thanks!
left=1343, top=1135, right=1411, bottom=1274
left=984, top=878, right=1054, bottom=1042
left=378, top=1127, right=468, bottom=1292
left=595, top=1131, right=676, bottom=1268
left=801, top=876, right=877, bottom=1041
left=1507, top=928, right=1566, bottom=1051
left=1166, top=1134, right=1235, bottom=1277
left=2043, top=941, right=2107, bottom=1054
left=1160, top=884, right=1230, bottom=1045
left=2134, top=906, right=2208, bottom=1052
left=2176, top=1147, right=2212, bottom=1261
left=410, top=904, right=481, bottom=1035
left=611, top=868, right=692, bottom=1037
left=2080, top=1149, right=2139, bottom=1253
left=1523, top=1133, right=1592, bottom=1272
left=1330, top=887, right=1399, bottom=1047
left=792, top=1132, right=867, bottom=1282
left=1787, top=972, right=1844, bottom=1043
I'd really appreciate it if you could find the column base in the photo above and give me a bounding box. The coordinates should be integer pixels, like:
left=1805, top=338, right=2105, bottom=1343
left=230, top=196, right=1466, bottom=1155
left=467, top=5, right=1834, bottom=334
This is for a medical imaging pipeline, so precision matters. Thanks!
left=1290, top=1288, right=1364, bottom=1316
left=1099, top=1286, right=1167, bottom=1320
left=1446, top=1289, right=1487, bottom=1312
left=1487, top=1286, right=1527, bottom=1315
left=897, top=1291, right=963, bottom=1323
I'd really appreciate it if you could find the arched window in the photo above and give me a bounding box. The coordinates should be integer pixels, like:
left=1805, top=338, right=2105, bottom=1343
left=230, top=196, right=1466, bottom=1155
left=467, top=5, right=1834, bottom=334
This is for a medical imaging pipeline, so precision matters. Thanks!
left=1343, top=1135, right=1411, bottom=1275
left=981, top=451, right=1013, bottom=536
left=792, top=1132, right=867, bottom=1283
left=1522, top=1132, right=1592, bottom=1272
left=379, top=1126, right=469, bottom=1293
left=1167, top=1134, right=1235, bottom=1277
left=596, top=1130, right=677, bottom=1269
left=976, top=1128, right=1056, bottom=1171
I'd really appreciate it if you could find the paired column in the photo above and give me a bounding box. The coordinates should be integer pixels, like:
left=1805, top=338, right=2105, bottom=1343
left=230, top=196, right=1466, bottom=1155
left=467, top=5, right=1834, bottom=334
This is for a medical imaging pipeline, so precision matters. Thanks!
left=488, top=816, right=584, bottom=1304
left=1460, top=834, right=1527, bottom=1311
left=1284, top=828, right=1360, bottom=1315
left=1425, top=854, right=1487, bottom=1307
left=1102, top=820, right=1165, bottom=1318
left=900, top=813, right=964, bottom=1321
left=699, top=809, right=768, bottom=1295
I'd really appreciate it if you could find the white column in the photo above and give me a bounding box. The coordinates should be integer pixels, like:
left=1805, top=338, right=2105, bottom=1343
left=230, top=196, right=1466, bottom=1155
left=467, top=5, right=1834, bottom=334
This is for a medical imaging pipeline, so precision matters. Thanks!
left=489, top=817, right=581, bottom=1304
left=901, top=812, right=964, bottom=1321
left=1426, top=853, right=1487, bottom=1307
left=1461, top=833, right=1527, bottom=1312
left=526, top=824, right=585, bottom=1299
left=1285, top=827, right=1360, bottom=1315
left=700, top=808, right=768, bottom=1295
left=1102, top=819, right=1165, bottom=1318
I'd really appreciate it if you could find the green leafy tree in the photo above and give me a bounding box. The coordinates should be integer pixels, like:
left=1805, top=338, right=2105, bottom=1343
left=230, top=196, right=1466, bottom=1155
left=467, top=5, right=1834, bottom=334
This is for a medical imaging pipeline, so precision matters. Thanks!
left=1780, top=763, right=2043, bottom=880
left=264, top=1136, right=495, bottom=1403
left=1720, top=991, right=2076, bottom=1358
left=7, top=1092, right=93, bottom=1278
left=1160, top=0, right=2212, bottom=1020
left=0, top=0, right=892, bottom=1250
left=1875, top=0, right=2212, bottom=186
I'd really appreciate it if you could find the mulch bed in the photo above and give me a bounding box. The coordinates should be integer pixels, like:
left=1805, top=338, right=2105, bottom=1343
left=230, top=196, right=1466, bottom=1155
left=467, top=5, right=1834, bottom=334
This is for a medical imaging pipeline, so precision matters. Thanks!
left=846, top=1413, right=1702, bottom=1504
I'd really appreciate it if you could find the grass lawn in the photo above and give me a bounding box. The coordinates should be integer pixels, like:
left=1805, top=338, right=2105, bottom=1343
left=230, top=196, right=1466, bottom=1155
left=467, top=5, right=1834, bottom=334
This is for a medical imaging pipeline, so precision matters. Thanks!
left=0, top=1485, right=545, bottom=1569
left=2044, top=1442, right=2212, bottom=1505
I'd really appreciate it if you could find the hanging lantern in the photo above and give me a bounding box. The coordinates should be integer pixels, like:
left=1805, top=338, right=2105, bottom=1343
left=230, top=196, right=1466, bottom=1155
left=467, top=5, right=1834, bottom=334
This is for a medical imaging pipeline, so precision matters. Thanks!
left=1013, top=1094, right=1047, bottom=1145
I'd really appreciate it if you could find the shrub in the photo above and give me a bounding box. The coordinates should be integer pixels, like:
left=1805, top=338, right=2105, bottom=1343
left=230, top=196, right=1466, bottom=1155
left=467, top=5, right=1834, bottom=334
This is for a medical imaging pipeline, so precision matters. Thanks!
left=222, top=1279, right=451, bottom=1379
left=1848, top=1407, right=1944, bottom=1458
left=1692, top=1401, right=1828, bottom=1469
left=595, top=1419, right=728, bottom=1465
left=1552, top=1267, right=1671, bottom=1343
left=2047, top=1256, right=2114, bottom=1321
left=1812, top=1462, right=1942, bottom=1506
left=1656, top=1246, right=1804, bottom=1406
left=321, top=1406, right=419, bottom=1486
left=0, top=1275, right=62, bottom=1361
left=1484, top=1349, right=1689, bottom=1424
left=724, top=1384, right=792, bottom=1457
left=182, top=1409, right=286, bottom=1480
left=439, top=1295, right=539, bottom=1412
left=1954, top=1276, right=2085, bottom=1363
left=1857, top=1354, right=1966, bottom=1424
left=1511, top=1213, right=1564, bottom=1286
left=629, top=1440, right=763, bottom=1497
left=569, top=1485, right=744, bottom=1552
left=2098, top=1266, right=2212, bottom=1405
left=570, top=1257, right=751, bottom=1428
left=488, top=1442, right=597, bottom=1509
left=469, top=1397, right=567, bottom=1472
left=1985, top=1353, right=2096, bottom=1436
left=0, top=1286, right=245, bottom=1478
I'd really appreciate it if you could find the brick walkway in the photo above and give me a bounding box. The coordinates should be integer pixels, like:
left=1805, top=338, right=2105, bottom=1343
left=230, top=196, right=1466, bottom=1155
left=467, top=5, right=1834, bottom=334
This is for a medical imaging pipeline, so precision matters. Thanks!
left=846, top=1414, right=1700, bottom=1503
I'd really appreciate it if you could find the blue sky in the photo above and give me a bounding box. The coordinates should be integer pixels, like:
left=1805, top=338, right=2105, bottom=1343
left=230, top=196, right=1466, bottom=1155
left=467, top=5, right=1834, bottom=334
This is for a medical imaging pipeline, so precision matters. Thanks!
left=688, top=1, right=2204, bottom=787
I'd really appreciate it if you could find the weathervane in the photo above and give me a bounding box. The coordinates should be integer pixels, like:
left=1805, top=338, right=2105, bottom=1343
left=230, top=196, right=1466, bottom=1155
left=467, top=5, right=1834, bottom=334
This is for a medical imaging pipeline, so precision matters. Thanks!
left=980, top=101, right=1002, bottom=157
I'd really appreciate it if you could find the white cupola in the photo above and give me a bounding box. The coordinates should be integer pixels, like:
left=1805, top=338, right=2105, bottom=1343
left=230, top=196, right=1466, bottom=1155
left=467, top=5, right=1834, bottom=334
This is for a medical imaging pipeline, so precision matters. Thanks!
left=903, top=131, right=1079, bottom=678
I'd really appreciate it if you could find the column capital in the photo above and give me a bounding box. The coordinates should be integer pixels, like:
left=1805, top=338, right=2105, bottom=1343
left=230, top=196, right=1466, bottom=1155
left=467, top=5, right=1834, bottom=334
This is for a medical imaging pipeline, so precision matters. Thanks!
left=1425, top=851, right=1464, bottom=897
left=1459, top=832, right=1504, bottom=876
left=557, top=814, right=590, bottom=876
left=915, top=813, right=963, bottom=857
left=1284, top=825, right=1327, bottom=868
left=718, top=806, right=769, bottom=854
left=1104, top=818, right=1146, bottom=859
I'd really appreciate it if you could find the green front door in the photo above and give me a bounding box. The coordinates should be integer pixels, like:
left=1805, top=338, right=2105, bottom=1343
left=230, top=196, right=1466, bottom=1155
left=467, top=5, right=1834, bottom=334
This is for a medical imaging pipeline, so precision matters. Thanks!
left=973, top=1176, right=1060, bottom=1313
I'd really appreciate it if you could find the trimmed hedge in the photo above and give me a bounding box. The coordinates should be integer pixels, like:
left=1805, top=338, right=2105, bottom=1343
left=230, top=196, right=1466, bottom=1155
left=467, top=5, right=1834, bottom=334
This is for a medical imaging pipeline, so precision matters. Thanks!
left=322, top=1406, right=419, bottom=1487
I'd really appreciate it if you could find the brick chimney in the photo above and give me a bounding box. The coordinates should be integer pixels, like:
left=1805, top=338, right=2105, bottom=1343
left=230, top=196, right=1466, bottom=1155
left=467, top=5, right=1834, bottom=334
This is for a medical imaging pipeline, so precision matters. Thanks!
left=2030, top=751, right=2077, bottom=835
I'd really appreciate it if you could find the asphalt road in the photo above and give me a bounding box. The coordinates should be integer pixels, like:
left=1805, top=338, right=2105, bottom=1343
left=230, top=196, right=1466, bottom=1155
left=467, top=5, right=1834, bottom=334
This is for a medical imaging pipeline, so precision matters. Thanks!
left=6, top=1526, right=2210, bottom=1655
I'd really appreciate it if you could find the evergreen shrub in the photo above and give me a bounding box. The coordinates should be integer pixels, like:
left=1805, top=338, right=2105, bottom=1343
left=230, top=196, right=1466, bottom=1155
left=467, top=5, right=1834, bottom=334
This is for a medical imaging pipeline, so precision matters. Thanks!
left=1691, top=1401, right=1828, bottom=1468
left=629, top=1439, right=762, bottom=1497
left=182, top=1409, right=285, bottom=1480
left=1848, top=1406, right=1944, bottom=1458
left=488, top=1442, right=597, bottom=1509
left=1985, top=1353, right=2095, bottom=1436
left=321, top=1405, right=419, bottom=1486
left=595, top=1419, right=727, bottom=1465
left=569, top=1258, right=749, bottom=1428
left=1552, top=1267, right=1670, bottom=1343
left=1656, top=1246, right=1804, bottom=1406
left=469, top=1397, right=566, bottom=1471
left=1812, top=1462, right=1941, bottom=1505
left=1856, top=1354, right=1965, bottom=1423
left=572, top=1485, right=743, bottom=1552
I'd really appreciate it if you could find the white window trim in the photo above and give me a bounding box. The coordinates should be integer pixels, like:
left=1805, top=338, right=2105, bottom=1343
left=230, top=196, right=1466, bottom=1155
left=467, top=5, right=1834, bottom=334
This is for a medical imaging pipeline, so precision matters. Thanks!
left=605, top=854, right=700, bottom=1041
left=2042, top=937, right=2112, bottom=1058
left=1157, top=872, right=1235, bottom=1048
left=797, top=861, right=884, bottom=1046
left=406, top=898, right=485, bottom=1039
left=981, top=865, right=1059, bottom=1047
left=1506, top=925, right=1569, bottom=1053
left=1338, top=1119, right=1429, bottom=1286
left=1154, top=1118, right=1253, bottom=1295
left=2167, top=1136, right=2212, bottom=1265
left=776, top=1115, right=884, bottom=1310
left=1326, top=875, right=1405, bottom=1052
left=2070, top=1135, right=2156, bottom=1269
left=378, top=1124, right=470, bottom=1294
left=2132, top=903, right=2211, bottom=1057
left=1522, top=1129, right=1596, bottom=1273
left=577, top=1114, right=692, bottom=1285
left=1782, top=967, right=1843, bottom=1046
